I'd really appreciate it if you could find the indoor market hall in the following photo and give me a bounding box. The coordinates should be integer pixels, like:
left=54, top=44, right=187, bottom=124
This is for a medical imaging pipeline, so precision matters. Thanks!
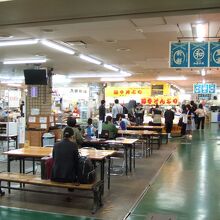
left=1, top=1, right=220, bottom=220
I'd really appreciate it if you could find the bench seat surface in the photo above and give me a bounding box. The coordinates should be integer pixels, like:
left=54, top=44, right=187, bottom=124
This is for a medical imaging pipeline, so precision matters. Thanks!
left=0, top=172, right=96, bottom=190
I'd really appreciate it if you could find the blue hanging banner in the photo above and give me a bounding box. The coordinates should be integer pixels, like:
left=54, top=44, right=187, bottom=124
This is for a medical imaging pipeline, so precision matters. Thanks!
left=210, top=42, right=220, bottom=67
left=169, top=42, right=189, bottom=68
left=190, top=42, right=209, bottom=67
left=193, top=83, right=216, bottom=94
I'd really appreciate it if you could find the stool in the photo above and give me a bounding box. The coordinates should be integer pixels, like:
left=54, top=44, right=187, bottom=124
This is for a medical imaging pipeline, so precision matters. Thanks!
left=150, top=133, right=161, bottom=149
left=161, top=132, right=168, bottom=144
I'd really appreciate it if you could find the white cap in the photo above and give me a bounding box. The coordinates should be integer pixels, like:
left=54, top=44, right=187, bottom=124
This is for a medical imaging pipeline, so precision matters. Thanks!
left=167, top=106, right=172, bottom=110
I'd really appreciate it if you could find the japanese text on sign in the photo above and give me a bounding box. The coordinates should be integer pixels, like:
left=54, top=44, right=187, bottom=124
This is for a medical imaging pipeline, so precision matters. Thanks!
left=170, top=41, right=220, bottom=68
left=193, top=83, right=216, bottom=94
left=141, top=96, right=179, bottom=105
left=105, top=87, right=151, bottom=97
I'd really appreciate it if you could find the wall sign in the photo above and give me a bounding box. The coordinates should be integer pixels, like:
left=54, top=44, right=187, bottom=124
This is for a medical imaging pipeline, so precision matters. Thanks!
left=193, top=83, right=216, bottom=94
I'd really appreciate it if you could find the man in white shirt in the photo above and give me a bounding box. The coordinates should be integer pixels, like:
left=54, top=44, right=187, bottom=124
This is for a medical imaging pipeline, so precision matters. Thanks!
left=112, top=99, right=123, bottom=124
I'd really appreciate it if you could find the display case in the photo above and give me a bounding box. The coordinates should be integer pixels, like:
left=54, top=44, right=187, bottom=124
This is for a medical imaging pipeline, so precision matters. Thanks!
left=0, top=122, right=18, bottom=136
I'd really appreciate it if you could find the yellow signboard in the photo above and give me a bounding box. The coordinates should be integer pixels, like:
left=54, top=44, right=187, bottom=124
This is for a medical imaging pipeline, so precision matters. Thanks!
left=105, top=87, right=151, bottom=97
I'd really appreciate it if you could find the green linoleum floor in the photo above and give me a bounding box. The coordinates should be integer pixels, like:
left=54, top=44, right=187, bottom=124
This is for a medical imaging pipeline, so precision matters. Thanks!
left=127, top=124, right=220, bottom=220
left=0, top=206, right=101, bottom=220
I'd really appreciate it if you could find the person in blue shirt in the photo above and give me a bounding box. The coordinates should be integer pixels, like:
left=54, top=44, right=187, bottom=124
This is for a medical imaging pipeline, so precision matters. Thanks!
left=85, top=118, right=96, bottom=138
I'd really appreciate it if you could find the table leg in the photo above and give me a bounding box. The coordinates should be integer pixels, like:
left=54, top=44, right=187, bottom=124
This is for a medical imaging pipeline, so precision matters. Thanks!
left=108, top=157, right=110, bottom=190
left=125, top=146, right=128, bottom=175
left=133, top=143, right=135, bottom=169
left=19, top=159, right=23, bottom=188
left=33, top=158, right=35, bottom=174
left=129, top=145, right=132, bottom=172
left=7, top=156, right=10, bottom=193
left=100, top=160, right=105, bottom=195
left=15, top=136, right=18, bottom=149
left=22, top=158, right=25, bottom=173
left=22, top=158, right=25, bottom=187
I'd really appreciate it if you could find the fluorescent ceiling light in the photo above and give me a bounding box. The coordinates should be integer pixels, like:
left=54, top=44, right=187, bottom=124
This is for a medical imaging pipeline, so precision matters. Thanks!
left=157, top=76, right=187, bottom=80
left=7, top=83, right=21, bottom=87
left=120, top=70, right=132, bottom=76
left=0, top=39, right=39, bottom=46
left=194, top=23, right=208, bottom=42
left=3, top=57, right=47, bottom=64
left=53, top=75, right=71, bottom=84
left=0, top=0, right=13, bottom=2
left=103, top=64, right=119, bottom=72
left=79, top=54, right=102, bottom=65
left=68, top=74, right=125, bottom=78
left=100, top=77, right=125, bottom=82
left=1, top=80, right=23, bottom=84
left=201, top=69, right=206, bottom=76
left=41, top=39, right=75, bottom=55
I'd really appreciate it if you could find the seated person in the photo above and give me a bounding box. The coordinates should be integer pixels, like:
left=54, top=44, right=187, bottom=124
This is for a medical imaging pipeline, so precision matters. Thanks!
left=64, top=116, right=84, bottom=147
left=51, top=127, right=79, bottom=183
left=121, top=114, right=131, bottom=128
left=102, top=116, right=118, bottom=139
left=116, top=113, right=127, bottom=130
left=84, top=118, right=96, bottom=138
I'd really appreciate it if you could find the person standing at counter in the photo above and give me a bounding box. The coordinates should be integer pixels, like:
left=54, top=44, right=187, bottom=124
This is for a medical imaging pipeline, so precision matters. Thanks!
left=99, top=99, right=106, bottom=122
left=112, top=99, right=123, bottom=124
left=164, top=106, right=174, bottom=139
left=195, top=104, right=206, bottom=129
left=152, top=104, right=162, bottom=125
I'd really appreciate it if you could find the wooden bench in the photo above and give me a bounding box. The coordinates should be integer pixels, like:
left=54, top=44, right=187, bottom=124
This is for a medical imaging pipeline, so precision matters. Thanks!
left=0, top=172, right=103, bottom=214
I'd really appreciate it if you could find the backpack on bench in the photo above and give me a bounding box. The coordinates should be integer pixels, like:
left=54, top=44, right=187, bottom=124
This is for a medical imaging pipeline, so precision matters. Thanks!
left=78, top=156, right=96, bottom=184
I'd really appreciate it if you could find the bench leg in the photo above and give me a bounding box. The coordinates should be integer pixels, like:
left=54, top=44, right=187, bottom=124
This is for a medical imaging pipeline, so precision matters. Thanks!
left=0, top=181, right=5, bottom=196
left=92, top=184, right=103, bottom=214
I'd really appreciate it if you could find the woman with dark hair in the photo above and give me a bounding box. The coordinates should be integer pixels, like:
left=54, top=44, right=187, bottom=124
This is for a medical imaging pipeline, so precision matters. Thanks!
left=180, top=104, right=187, bottom=137
left=102, top=115, right=118, bottom=139
left=85, top=118, right=96, bottom=137
left=65, top=116, right=84, bottom=147
left=51, top=127, right=79, bottom=183
left=99, top=100, right=106, bottom=122
left=195, top=103, right=206, bottom=129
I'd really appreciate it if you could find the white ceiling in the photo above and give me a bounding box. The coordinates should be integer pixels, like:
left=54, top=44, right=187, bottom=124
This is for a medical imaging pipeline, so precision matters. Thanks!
left=0, top=0, right=220, bottom=91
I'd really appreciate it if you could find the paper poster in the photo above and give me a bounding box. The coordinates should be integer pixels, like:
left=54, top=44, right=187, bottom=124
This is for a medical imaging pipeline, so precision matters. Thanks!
left=28, top=117, right=36, bottom=123
left=40, top=124, right=47, bottom=129
left=39, top=117, right=47, bottom=123
left=31, top=108, right=40, bottom=115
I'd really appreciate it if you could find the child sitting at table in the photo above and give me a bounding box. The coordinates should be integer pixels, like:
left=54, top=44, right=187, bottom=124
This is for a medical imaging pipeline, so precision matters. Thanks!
left=84, top=118, right=96, bottom=138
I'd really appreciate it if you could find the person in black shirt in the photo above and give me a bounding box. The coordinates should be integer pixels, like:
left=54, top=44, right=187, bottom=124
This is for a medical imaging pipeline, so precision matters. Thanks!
left=51, top=127, right=79, bottom=183
left=99, top=100, right=106, bottom=122
left=164, top=106, right=175, bottom=138
left=20, top=100, right=25, bottom=117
